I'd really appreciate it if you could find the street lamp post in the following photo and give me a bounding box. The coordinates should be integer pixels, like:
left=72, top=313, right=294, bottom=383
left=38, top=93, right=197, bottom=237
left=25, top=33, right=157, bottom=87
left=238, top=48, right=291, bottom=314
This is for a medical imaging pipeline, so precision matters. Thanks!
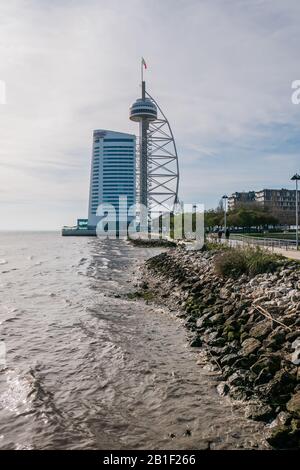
left=291, top=174, right=300, bottom=250
left=222, top=195, right=228, bottom=237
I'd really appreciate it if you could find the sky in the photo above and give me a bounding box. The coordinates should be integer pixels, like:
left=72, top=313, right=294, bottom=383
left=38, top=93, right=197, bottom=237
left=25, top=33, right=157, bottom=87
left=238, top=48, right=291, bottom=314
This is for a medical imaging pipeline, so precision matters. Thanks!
left=1, top=0, right=300, bottom=230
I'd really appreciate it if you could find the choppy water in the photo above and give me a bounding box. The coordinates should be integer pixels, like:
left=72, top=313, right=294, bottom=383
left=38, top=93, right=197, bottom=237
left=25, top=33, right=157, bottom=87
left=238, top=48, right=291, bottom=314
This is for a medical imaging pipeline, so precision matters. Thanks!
left=0, top=232, right=266, bottom=450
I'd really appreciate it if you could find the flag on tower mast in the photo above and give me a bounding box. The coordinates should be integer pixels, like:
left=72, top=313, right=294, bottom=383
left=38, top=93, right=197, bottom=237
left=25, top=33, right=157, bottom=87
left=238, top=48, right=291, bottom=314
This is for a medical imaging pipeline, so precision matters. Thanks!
left=142, top=57, right=147, bottom=69
left=141, top=57, right=147, bottom=83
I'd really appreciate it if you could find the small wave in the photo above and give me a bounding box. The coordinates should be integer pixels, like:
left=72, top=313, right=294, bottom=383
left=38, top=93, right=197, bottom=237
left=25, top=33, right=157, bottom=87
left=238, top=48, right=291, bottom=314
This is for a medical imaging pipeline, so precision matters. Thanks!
left=3, top=317, right=18, bottom=323
left=15, top=443, right=34, bottom=450
left=0, top=305, right=19, bottom=324
left=1, top=268, right=17, bottom=274
left=0, top=369, right=34, bottom=415
left=0, top=260, right=8, bottom=265
left=98, top=257, right=109, bottom=269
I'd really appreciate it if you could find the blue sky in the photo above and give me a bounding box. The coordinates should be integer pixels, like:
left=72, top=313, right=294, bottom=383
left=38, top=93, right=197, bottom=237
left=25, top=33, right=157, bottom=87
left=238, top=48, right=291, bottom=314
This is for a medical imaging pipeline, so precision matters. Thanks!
left=0, top=0, right=300, bottom=229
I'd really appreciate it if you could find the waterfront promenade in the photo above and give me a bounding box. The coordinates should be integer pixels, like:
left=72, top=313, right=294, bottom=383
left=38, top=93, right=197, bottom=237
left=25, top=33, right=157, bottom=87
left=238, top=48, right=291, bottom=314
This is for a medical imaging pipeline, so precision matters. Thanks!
left=271, top=246, right=300, bottom=261
left=208, top=235, right=300, bottom=261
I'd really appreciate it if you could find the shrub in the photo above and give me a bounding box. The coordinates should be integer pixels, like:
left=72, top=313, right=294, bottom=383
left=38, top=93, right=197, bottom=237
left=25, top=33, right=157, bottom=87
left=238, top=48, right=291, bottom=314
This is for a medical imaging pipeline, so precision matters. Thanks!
left=214, top=246, right=282, bottom=278
left=245, top=247, right=280, bottom=276
left=214, top=248, right=248, bottom=278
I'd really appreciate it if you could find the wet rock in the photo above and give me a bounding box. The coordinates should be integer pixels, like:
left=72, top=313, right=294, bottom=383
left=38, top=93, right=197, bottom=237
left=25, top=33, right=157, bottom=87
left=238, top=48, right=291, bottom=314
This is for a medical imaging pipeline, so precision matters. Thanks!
left=270, top=411, right=292, bottom=427
left=233, top=356, right=256, bottom=369
left=227, top=370, right=248, bottom=387
left=222, top=365, right=234, bottom=380
left=204, top=331, right=219, bottom=345
left=245, top=403, right=274, bottom=422
left=196, top=313, right=211, bottom=328
left=250, top=354, right=281, bottom=375
left=189, top=335, right=202, bottom=347
left=220, top=353, right=240, bottom=367
left=229, top=386, right=250, bottom=401
left=257, top=370, right=296, bottom=404
left=216, top=382, right=230, bottom=396
left=286, top=392, right=300, bottom=418
left=241, top=338, right=261, bottom=356
left=291, top=418, right=300, bottom=432
left=265, top=424, right=300, bottom=449
left=254, top=368, right=273, bottom=386
left=208, top=337, right=226, bottom=347
left=209, top=345, right=227, bottom=356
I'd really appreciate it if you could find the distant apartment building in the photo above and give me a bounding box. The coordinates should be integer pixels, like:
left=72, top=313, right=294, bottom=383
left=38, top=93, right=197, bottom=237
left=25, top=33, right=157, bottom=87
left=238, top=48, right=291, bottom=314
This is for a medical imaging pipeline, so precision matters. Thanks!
left=228, top=191, right=256, bottom=210
left=255, top=189, right=297, bottom=212
left=228, top=188, right=298, bottom=213
left=88, top=130, right=136, bottom=228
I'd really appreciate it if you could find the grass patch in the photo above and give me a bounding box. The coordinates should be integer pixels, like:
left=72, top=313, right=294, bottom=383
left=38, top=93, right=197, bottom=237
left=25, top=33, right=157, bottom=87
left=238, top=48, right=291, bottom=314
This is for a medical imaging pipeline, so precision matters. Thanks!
left=214, top=246, right=284, bottom=278
left=201, top=241, right=232, bottom=252
left=243, top=233, right=296, bottom=241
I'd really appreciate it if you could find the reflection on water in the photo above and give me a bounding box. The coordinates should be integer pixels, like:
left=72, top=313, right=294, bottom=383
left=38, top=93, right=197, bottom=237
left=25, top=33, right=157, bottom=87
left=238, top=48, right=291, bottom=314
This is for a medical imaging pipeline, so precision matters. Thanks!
left=0, top=232, right=266, bottom=449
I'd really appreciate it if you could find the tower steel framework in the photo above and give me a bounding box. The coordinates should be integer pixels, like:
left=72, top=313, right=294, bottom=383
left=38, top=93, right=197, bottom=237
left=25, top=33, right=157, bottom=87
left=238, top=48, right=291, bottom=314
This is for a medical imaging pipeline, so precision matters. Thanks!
left=130, top=80, right=179, bottom=215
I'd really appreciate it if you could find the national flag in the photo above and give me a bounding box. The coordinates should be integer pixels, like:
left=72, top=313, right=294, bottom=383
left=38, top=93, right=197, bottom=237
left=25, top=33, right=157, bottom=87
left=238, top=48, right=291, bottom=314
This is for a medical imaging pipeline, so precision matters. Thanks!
left=142, top=57, right=147, bottom=69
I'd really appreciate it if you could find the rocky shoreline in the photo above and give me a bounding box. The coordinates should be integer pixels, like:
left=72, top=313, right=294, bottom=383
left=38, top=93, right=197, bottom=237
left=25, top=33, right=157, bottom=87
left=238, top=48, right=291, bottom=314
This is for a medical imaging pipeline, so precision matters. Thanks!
left=139, top=245, right=300, bottom=449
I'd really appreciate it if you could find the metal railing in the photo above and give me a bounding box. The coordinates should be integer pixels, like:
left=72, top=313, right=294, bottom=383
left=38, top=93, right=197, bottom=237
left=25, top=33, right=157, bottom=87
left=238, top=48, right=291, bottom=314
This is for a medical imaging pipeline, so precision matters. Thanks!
left=231, top=234, right=297, bottom=250
left=207, top=234, right=297, bottom=251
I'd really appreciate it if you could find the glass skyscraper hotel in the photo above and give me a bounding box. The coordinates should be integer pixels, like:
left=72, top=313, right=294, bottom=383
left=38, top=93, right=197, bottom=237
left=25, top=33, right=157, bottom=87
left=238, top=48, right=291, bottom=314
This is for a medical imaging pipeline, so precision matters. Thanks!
left=88, top=129, right=136, bottom=228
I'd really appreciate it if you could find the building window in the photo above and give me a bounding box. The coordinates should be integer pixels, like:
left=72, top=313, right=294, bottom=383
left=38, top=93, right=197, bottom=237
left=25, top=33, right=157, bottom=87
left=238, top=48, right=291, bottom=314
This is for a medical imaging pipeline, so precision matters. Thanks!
left=103, top=138, right=134, bottom=142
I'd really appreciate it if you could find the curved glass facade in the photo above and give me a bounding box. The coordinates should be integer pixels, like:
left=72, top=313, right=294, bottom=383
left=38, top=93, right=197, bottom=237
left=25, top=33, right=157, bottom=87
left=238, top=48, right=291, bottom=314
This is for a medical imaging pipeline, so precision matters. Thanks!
left=88, top=130, right=136, bottom=227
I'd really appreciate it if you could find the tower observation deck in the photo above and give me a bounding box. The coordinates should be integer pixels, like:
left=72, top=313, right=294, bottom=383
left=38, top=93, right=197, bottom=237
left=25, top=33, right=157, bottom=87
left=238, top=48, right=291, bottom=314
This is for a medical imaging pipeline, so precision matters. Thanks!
left=129, top=75, right=179, bottom=214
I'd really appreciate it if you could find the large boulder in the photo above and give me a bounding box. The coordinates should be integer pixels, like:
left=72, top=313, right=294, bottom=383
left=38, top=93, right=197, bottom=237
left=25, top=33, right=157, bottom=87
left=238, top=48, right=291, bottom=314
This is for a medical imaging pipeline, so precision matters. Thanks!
left=265, top=424, right=300, bottom=449
left=219, top=287, right=231, bottom=300
left=267, top=327, right=286, bottom=345
left=257, top=370, right=296, bottom=404
left=241, top=337, right=261, bottom=356
left=227, top=370, right=249, bottom=387
left=216, top=382, right=230, bottom=396
left=250, top=354, right=281, bottom=375
left=287, top=392, right=300, bottom=418
left=220, top=353, right=240, bottom=367
left=189, top=335, right=202, bottom=347
left=249, top=320, right=272, bottom=340
left=245, top=403, right=274, bottom=422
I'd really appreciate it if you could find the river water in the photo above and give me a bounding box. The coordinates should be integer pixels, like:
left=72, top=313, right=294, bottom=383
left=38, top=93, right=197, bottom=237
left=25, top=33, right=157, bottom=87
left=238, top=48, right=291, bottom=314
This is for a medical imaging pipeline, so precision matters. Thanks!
left=0, top=232, right=266, bottom=450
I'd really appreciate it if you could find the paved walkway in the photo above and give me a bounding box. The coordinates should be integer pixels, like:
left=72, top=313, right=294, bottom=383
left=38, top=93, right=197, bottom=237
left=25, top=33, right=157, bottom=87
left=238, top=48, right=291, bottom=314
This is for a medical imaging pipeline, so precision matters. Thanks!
left=270, top=246, right=300, bottom=261
left=233, top=240, right=300, bottom=261
left=209, top=236, right=300, bottom=261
